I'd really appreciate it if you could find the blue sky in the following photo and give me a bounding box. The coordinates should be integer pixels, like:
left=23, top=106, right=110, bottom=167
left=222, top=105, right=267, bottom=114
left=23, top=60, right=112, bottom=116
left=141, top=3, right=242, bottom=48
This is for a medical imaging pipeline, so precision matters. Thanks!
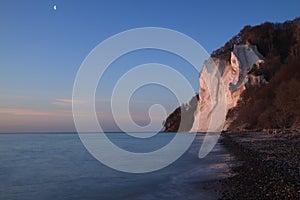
left=0, top=0, right=299, bottom=132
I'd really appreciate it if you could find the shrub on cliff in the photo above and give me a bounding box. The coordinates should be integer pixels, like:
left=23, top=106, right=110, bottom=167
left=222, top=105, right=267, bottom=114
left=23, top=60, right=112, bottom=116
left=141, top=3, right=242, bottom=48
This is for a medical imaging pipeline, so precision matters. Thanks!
left=228, top=18, right=300, bottom=130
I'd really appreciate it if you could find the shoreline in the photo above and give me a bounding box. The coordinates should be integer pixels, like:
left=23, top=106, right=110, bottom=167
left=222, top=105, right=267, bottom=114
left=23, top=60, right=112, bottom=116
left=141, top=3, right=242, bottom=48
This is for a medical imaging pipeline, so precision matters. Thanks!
left=219, top=131, right=300, bottom=199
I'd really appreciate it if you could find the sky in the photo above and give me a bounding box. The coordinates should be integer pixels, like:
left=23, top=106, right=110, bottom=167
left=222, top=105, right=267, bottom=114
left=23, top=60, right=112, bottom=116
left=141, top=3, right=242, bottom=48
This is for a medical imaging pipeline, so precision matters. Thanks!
left=0, top=0, right=299, bottom=132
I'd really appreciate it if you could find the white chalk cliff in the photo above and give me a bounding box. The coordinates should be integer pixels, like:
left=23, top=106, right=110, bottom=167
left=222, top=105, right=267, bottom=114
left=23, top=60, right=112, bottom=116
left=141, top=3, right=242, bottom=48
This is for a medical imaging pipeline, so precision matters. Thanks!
left=190, top=45, right=265, bottom=132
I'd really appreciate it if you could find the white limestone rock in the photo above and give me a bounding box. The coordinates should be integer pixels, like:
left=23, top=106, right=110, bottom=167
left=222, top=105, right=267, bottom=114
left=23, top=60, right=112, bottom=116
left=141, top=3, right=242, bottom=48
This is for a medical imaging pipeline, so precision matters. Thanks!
left=190, top=45, right=265, bottom=132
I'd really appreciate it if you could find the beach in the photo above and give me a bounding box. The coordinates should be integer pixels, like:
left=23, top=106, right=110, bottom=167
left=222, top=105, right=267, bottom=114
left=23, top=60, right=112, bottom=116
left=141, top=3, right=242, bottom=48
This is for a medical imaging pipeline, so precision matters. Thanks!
left=219, top=131, right=300, bottom=199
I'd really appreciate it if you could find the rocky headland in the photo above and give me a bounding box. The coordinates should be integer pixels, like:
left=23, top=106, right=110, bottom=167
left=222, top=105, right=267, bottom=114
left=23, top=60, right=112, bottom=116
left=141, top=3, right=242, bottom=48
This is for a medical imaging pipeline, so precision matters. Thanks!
left=163, top=17, right=300, bottom=132
left=163, top=17, right=300, bottom=199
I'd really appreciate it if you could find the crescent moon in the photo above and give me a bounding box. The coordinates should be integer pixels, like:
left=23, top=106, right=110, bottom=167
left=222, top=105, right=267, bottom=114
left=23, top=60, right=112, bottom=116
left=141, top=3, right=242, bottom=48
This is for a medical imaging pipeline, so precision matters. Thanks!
left=53, top=5, right=57, bottom=11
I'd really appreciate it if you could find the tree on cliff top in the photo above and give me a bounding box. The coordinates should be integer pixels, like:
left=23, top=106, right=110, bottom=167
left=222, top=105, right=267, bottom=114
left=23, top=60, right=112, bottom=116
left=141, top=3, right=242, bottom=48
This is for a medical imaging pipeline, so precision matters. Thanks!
left=227, top=17, right=300, bottom=130
left=163, top=17, right=300, bottom=132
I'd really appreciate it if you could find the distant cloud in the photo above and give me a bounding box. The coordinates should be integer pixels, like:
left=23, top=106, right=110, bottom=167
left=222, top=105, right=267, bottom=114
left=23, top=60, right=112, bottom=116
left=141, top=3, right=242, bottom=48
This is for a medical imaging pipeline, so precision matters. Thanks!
left=53, top=98, right=114, bottom=107
left=0, top=108, right=53, bottom=116
left=52, top=98, right=75, bottom=106
left=52, top=98, right=159, bottom=107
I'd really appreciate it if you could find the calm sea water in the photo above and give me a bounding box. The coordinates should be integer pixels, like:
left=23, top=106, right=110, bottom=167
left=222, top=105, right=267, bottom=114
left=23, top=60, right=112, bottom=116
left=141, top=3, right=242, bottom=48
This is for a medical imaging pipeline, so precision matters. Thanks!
left=0, top=133, right=234, bottom=200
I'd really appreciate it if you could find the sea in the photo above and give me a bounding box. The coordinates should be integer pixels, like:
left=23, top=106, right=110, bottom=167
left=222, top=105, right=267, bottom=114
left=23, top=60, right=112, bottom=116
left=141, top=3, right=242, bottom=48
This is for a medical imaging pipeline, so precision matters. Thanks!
left=0, top=132, right=235, bottom=200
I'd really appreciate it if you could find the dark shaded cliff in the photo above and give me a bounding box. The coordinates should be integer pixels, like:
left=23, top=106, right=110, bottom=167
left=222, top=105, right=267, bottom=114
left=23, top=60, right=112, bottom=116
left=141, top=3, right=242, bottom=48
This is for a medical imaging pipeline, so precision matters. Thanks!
left=163, top=17, right=300, bottom=132
left=226, top=18, right=300, bottom=130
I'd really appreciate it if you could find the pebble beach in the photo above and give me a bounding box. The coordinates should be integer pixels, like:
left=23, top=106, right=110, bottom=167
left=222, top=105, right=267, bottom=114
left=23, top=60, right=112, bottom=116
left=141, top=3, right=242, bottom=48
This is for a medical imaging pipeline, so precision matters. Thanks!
left=219, top=131, right=300, bottom=199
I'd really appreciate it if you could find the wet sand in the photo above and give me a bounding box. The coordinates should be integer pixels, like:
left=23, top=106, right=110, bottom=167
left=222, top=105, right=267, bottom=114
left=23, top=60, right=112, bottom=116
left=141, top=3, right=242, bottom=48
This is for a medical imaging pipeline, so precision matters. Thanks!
left=219, top=131, right=300, bottom=199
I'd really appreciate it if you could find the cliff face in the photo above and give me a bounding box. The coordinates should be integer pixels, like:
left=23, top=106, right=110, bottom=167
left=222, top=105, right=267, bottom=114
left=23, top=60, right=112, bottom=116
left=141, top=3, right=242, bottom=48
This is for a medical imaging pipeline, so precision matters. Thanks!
left=190, top=45, right=265, bottom=132
left=163, top=17, right=300, bottom=132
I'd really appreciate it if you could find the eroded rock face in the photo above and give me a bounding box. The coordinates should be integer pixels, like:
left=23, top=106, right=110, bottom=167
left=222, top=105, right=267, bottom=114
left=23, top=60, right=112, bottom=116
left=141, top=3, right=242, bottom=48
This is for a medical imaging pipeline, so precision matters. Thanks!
left=190, top=45, right=265, bottom=132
